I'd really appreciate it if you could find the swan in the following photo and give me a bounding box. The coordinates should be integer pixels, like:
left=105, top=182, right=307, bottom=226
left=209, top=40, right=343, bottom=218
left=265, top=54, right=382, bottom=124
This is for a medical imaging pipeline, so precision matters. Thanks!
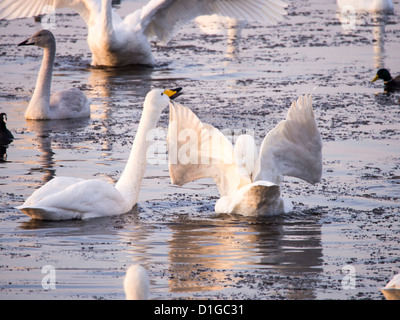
left=381, top=274, right=400, bottom=300
left=18, top=29, right=91, bottom=120
left=0, top=113, right=14, bottom=142
left=167, top=94, right=322, bottom=216
left=17, top=87, right=182, bottom=220
left=0, top=0, right=288, bottom=67
left=124, top=265, right=150, bottom=300
left=337, top=0, right=394, bottom=12
left=371, top=68, right=400, bottom=92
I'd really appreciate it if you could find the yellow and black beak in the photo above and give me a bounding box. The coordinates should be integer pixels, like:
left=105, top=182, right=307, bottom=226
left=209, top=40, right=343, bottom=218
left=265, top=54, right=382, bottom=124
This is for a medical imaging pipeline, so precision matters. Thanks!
left=371, top=74, right=379, bottom=82
left=164, top=87, right=183, bottom=100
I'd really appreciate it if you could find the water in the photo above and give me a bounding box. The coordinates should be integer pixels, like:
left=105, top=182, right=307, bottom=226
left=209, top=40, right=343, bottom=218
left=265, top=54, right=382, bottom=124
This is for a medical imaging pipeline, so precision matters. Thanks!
left=0, top=0, right=399, bottom=299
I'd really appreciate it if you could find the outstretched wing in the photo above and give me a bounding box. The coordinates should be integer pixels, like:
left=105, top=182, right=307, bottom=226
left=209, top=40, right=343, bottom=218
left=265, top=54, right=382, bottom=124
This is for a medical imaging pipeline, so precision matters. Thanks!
left=0, top=0, right=99, bottom=26
left=253, top=95, right=322, bottom=185
left=138, top=0, right=287, bottom=44
left=168, top=101, right=250, bottom=197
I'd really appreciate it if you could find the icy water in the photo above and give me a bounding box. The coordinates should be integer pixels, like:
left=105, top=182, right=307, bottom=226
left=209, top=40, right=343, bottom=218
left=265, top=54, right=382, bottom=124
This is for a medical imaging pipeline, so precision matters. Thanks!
left=0, top=0, right=399, bottom=300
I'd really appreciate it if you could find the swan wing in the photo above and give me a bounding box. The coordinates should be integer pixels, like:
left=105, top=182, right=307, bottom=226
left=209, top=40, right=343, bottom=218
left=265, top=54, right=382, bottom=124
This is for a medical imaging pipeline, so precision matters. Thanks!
left=168, top=101, right=249, bottom=197
left=254, top=95, right=322, bottom=185
left=138, top=0, right=287, bottom=44
left=0, top=0, right=100, bottom=25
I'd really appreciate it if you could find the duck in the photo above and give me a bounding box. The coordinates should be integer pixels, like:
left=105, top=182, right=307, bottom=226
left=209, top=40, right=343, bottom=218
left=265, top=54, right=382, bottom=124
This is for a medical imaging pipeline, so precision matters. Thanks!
left=17, top=87, right=182, bottom=220
left=167, top=94, right=322, bottom=216
left=124, top=265, right=150, bottom=300
left=0, top=113, right=14, bottom=142
left=337, top=0, right=394, bottom=13
left=18, top=29, right=91, bottom=120
left=0, top=0, right=288, bottom=67
left=381, top=274, right=400, bottom=300
left=371, top=68, right=400, bottom=92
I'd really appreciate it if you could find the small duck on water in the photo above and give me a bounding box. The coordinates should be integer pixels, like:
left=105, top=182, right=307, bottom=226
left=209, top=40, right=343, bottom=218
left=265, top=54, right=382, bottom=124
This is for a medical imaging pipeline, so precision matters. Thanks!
left=371, top=68, right=400, bottom=93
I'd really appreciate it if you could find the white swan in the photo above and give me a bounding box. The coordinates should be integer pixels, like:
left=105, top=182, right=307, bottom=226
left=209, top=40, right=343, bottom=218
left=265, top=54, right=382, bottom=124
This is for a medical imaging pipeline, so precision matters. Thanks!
left=0, top=0, right=288, bottom=67
left=18, top=29, right=91, bottom=120
left=124, top=265, right=150, bottom=300
left=337, top=0, right=394, bottom=12
left=381, top=274, right=400, bottom=300
left=167, top=95, right=322, bottom=216
left=17, top=87, right=182, bottom=220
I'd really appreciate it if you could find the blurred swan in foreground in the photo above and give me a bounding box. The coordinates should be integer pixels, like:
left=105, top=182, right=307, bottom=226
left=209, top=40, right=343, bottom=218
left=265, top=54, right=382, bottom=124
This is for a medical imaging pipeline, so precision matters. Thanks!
left=168, top=95, right=322, bottom=216
left=124, top=265, right=150, bottom=300
left=0, top=0, right=287, bottom=67
left=337, top=0, right=393, bottom=12
left=381, top=274, right=400, bottom=300
left=18, top=30, right=91, bottom=120
left=17, top=88, right=182, bottom=220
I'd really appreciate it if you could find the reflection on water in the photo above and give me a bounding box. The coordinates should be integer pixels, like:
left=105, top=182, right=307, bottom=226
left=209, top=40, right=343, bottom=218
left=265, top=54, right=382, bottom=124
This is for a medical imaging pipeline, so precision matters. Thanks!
left=115, top=213, right=322, bottom=298
left=165, top=215, right=322, bottom=298
left=337, top=8, right=391, bottom=69
left=25, top=118, right=90, bottom=183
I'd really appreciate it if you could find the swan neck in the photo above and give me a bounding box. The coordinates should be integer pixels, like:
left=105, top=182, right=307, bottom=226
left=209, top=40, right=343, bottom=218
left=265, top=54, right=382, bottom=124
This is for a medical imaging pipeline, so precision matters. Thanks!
left=115, top=104, right=163, bottom=207
left=101, top=0, right=113, bottom=33
left=27, top=45, right=55, bottom=117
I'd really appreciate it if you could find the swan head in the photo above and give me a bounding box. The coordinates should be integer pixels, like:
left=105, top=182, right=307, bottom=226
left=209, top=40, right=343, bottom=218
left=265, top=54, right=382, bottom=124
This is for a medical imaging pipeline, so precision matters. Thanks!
left=18, top=29, right=55, bottom=49
left=144, top=87, right=182, bottom=112
left=123, top=265, right=150, bottom=300
left=372, top=68, right=392, bottom=82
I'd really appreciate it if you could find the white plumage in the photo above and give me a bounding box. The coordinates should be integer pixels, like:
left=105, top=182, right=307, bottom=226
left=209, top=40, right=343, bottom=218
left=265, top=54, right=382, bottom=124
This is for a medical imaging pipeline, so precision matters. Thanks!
left=168, top=95, right=322, bottom=216
left=17, top=88, right=182, bottom=220
left=381, top=274, right=400, bottom=300
left=124, top=265, right=150, bottom=300
left=0, top=0, right=287, bottom=66
left=337, top=0, right=394, bottom=12
left=18, top=29, right=91, bottom=120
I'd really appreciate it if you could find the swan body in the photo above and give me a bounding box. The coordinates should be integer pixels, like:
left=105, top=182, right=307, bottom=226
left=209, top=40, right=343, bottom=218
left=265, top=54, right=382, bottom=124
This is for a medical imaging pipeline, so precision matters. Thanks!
left=168, top=95, right=322, bottom=216
left=17, top=87, right=182, bottom=220
left=0, top=0, right=288, bottom=67
left=0, top=113, right=14, bottom=142
left=18, top=30, right=91, bottom=120
left=124, top=265, right=150, bottom=300
left=337, top=0, right=394, bottom=12
left=381, top=274, right=400, bottom=300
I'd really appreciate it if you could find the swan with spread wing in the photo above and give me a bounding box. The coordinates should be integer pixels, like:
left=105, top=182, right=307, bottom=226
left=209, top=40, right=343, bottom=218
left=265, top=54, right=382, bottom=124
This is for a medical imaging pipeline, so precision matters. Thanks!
left=167, top=95, right=322, bottom=216
left=0, top=0, right=287, bottom=67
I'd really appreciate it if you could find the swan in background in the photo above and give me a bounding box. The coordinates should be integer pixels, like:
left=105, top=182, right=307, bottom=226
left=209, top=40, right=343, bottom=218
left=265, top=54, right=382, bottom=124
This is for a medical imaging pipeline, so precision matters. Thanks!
left=337, top=0, right=394, bottom=13
left=18, top=30, right=91, bottom=120
left=168, top=95, right=322, bottom=216
left=124, top=265, right=150, bottom=300
left=0, top=113, right=14, bottom=142
left=17, top=87, right=182, bottom=220
left=0, top=0, right=287, bottom=67
left=381, top=274, right=400, bottom=300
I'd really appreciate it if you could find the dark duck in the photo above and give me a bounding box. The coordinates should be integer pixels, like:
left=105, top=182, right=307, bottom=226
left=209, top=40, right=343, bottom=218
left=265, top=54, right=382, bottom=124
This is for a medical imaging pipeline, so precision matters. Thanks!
left=371, top=69, right=400, bottom=93
left=0, top=113, right=14, bottom=142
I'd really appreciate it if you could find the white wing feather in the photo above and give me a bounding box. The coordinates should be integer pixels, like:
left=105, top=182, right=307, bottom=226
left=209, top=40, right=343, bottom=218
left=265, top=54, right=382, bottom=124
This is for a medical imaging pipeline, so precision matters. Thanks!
left=0, top=0, right=99, bottom=26
left=168, top=101, right=250, bottom=197
left=254, top=95, right=322, bottom=185
left=139, top=0, right=287, bottom=44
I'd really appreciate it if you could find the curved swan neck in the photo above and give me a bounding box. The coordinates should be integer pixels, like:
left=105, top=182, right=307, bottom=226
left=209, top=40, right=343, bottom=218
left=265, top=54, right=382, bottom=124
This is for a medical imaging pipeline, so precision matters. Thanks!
left=26, top=43, right=55, bottom=118
left=115, top=103, right=163, bottom=207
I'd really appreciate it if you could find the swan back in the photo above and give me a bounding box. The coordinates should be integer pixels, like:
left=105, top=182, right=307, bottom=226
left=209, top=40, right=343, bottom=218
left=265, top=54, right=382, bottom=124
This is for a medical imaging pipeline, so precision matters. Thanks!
left=124, top=265, right=150, bottom=300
